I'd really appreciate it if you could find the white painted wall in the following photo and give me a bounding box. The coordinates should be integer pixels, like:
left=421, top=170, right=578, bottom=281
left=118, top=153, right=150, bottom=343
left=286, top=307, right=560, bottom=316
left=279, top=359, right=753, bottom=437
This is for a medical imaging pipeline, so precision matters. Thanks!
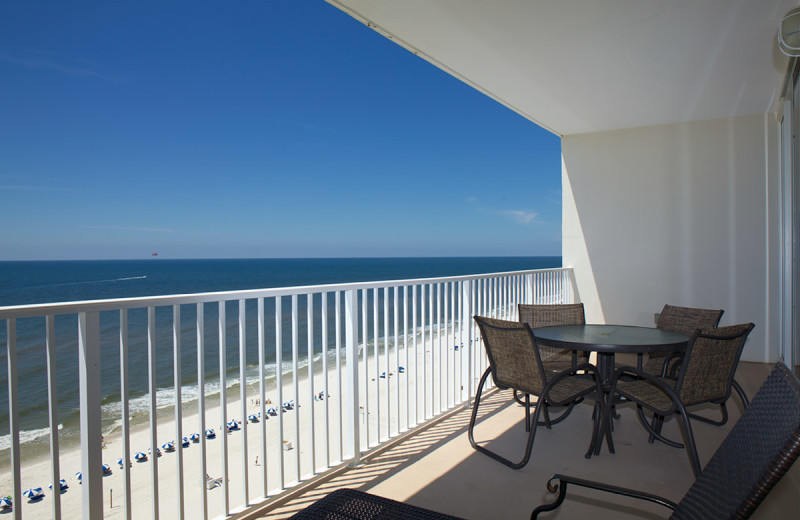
left=562, top=113, right=780, bottom=362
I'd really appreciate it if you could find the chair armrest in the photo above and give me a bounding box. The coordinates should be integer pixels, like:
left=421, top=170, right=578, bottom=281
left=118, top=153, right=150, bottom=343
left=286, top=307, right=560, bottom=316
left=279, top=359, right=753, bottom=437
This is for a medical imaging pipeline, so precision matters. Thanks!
left=531, top=474, right=678, bottom=519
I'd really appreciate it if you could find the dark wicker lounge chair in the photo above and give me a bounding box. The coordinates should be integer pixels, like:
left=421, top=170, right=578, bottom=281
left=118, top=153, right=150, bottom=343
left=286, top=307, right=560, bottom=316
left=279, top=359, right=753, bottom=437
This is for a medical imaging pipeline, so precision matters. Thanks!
left=289, top=488, right=465, bottom=519
left=645, top=304, right=724, bottom=377
left=607, top=323, right=755, bottom=476
left=532, top=361, right=800, bottom=519
left=470, top=316, right=604, bottom=469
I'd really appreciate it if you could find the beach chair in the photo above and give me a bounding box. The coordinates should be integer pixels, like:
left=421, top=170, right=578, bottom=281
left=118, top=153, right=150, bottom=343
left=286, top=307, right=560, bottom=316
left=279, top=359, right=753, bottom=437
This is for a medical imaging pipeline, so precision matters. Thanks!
left=532, top=361, right=800, bottom=519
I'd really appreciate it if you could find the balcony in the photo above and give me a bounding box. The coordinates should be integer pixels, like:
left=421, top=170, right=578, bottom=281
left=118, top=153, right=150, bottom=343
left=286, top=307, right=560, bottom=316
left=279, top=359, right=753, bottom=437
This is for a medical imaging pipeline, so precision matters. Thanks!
left=0, top=267, right=576, bottom=520
left=256, top=361, right=784, bottom=520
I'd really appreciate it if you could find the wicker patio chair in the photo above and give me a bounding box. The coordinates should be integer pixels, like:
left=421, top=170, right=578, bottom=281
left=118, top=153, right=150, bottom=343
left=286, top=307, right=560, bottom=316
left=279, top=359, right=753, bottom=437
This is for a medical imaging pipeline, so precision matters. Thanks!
left=516, top=303, right=588, bottom=427
left=518, top=303, right=587, bottom=372
left=645, top=304, right=724, bottom=377
left=607, top=323, right=754, bottom=476
left=532, top=361, right=800, bottom=519
left=470, top=316, right=604, bottom=469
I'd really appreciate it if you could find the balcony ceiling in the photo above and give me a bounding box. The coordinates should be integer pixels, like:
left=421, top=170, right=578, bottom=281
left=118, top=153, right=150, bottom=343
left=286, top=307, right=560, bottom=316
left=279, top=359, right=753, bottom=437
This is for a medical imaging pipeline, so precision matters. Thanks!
left=327, top=0, right=795, bottom=136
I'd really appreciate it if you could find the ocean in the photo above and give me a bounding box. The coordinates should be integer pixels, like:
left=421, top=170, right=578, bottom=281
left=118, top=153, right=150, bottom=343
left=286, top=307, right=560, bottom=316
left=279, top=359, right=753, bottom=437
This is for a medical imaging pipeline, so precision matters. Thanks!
left=0, top=257, right=559, bottom=455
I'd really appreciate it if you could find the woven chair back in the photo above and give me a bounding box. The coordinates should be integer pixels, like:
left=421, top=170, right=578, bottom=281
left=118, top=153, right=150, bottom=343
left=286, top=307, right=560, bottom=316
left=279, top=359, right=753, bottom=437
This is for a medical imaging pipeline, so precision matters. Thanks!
left=656, top=304, right=723, bottom=335
left=474, top=316, right=546, bottom=396
left=677, top=323, right=754, bottom=406
left=673, top=362, right=800, bottom=519
left=518, top=303, right=585, bottom=328
left=518, top=304, right=585, bottom=362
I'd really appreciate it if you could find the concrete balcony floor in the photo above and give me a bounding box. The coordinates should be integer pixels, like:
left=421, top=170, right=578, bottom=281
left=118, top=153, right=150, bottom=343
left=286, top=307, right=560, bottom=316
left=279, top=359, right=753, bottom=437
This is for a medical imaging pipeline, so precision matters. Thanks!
left=251, top=362, right=798, bottom=519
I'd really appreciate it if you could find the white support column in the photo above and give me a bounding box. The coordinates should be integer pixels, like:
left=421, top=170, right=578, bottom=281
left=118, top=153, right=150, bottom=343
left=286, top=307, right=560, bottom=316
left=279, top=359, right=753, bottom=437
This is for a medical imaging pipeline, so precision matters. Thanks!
left=78, top=311, right=103, bottom=520
left=344, top=289, right=361, bottom=466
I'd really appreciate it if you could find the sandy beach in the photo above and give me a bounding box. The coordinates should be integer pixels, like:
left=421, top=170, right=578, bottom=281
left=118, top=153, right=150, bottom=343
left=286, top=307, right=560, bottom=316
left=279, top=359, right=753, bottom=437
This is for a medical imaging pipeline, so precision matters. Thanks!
left=0, top=326, right=474, bottom=519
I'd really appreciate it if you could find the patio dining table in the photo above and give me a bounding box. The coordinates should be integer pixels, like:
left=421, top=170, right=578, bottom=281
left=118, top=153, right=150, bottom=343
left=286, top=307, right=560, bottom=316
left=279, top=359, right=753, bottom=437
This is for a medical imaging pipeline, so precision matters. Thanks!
left=533, top=324, right=689, bottom=456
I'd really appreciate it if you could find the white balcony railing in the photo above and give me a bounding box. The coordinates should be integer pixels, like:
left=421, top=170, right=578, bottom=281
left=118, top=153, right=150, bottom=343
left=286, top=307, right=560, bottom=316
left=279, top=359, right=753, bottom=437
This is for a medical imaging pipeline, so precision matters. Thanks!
left=0, top=267, right=575, bottom=520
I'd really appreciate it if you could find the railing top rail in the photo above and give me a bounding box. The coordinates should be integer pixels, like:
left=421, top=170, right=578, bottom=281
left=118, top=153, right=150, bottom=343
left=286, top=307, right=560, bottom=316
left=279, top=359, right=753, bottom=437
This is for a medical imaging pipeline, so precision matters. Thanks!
left=0, top=267, right=572, bottom=320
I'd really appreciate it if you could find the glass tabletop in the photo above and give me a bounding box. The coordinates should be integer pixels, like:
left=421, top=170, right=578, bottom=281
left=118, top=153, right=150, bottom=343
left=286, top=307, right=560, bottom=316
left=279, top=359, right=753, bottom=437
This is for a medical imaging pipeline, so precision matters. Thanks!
left=533, top=324, right=689, bottom=354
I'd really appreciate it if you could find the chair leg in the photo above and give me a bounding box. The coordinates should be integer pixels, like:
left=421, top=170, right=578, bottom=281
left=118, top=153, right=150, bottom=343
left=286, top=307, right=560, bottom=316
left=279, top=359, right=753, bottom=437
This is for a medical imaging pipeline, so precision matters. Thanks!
left=674, top=403, right=702, bottom=477
left=469, top=368, right=541, bottom=469
left=635, top=407, right=683, bottom=449
left=732, top=379, right=750, bottom=407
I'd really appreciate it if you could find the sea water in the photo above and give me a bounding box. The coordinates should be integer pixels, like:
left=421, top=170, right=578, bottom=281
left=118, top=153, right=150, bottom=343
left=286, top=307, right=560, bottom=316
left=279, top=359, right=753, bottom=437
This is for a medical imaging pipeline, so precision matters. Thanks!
left=0, top=257, right=559, bottom=455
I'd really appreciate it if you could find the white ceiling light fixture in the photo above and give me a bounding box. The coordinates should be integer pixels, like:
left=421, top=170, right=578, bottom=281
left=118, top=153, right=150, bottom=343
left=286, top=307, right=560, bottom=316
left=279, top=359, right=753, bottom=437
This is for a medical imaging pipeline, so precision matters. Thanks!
left=779, top=7, right=800, bottom=56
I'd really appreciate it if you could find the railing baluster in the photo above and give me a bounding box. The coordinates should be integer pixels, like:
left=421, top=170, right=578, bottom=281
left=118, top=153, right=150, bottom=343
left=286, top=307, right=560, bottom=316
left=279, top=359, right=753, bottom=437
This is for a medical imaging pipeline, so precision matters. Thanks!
left=307, top=294, right=316, bottom=473
left=197, top=304, right=209, bottom=520
left=146, top=307, right=159, bottom=520
left=291, top=294, right=300, bottom=483
left=218, top=302, right=229, bottom=515
left=174, top=305, right=185, bottom=520
left=344, top=289, right=360, bottom=466
left=256, top=298, right=269, bottom=498
left=384, top=288, right=390, bottom=440
left=335, top=291, right=343, bottom=463
left=403, top=285, right=410, bottom=431
left=45, top=315, right=61, bottom=520
left=6, top=319, right=20, bottom=520
left=321, top=291, right=330, bottom=469
left=120, top=310, right=132, bottom=520
left=373, top=288, right=380, bottom=445
left=239, top=299, right=248, bottom=508
left=257, top=298, right=268, bottom=497
left=361, top=289, right=369, bottom=449
left=412, top=285, right=419, bottom=426
left=393, top=286, right=399, bottom=437
left=275, top=297, right=285, bottom=490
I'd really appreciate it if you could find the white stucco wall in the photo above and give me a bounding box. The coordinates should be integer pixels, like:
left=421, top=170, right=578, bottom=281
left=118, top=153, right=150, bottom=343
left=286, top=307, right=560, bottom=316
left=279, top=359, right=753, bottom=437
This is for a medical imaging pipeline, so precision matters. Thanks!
left=562, top=113, right=780, bottom=362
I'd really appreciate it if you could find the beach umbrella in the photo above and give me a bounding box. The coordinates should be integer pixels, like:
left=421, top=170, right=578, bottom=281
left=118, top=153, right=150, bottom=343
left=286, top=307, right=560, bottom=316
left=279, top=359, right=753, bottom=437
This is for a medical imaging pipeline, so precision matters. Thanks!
left=23, top=488, right=43, bottom=500
left=190, top=432, right=201, bottom=442
left=205, top=429, right=216, bottom=439
left=182, top=437, right=190, bottom=447
left=0, top=497, right=11, bottom=508
left=226, top=420, right=239, bottom=431
left=117, top=457, right=131, bottom=468
left=267, top=407, right=277, bottom=416
left=49, top=479, right=68, bottom=491
left=75, top=471, right=82, bottom=482
left=247, top=413, right=259, bottom=423
left=134, top=451, right=148, bottom=462
left=101, top=463, right=111, bottom=474
left=161, top=441, right=175, bottom=452
left=398, top=366, right=405, bottom=373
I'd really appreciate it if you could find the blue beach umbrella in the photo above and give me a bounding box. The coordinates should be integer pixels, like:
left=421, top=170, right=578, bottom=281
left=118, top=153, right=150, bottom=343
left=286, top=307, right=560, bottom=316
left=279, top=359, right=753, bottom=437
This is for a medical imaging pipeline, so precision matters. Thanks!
left=23, top=488, right=43, bottom=500
left=267, top=408, right=277, bottom=416
left=162, top=441, right=175, bottom=452
left=134, top=452, right=147, bottom=462
left=0, top=496, right=11, bottom=508
left=49, top=479, right=68, bottom=491
left=205, top=429, right=216, bottom=439
left=182, top=437, right=190, bottom=447
left=117, top=457, right=131, bottom=468
left=247, top=413, right=259, bottom=423
left=226, top=420, right=239, bottom=431
left=190, top=433, right=201, bottom=442
left=75, top=471, right=82, bottom=482
left=101, top=463, right=111, bottom=475
left=398, top=366, right=405, bottom=373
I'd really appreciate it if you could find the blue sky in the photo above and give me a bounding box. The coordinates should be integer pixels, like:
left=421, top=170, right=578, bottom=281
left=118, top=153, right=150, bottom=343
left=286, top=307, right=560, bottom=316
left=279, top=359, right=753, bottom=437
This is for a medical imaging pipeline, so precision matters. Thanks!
left=0, top=1, right=561, bottom=260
